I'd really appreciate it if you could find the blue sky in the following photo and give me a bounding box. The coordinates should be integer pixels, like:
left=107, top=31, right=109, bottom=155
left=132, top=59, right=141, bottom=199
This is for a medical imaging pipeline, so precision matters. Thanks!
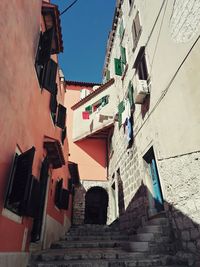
left=52, top=0, right=116, bottom=83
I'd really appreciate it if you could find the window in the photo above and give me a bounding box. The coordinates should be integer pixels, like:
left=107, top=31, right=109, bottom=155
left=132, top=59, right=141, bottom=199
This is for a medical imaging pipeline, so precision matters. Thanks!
left=129, top=0, right=133, bottom=6
left=57, top=104, right=66, bottom=129
left=133, top=46, right=149, bottom=81
left=4, top=147, right=35, bottom=216
left=132, top=12, right=142, bottom=50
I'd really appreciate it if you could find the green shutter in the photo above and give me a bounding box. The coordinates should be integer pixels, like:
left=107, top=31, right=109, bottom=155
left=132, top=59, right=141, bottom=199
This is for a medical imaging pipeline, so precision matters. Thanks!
left=85, top=105, right=92, bottom=114
left=101, top=95, right=109, bottom=107
left=114, top=58, right=122, bottom=76
left=106, top=70, right=110, bottom=81
left=119, top=19, right=124, bottom=40
left=118, top=101, right=125, bottom=128
left=128, top=81, right=134, bottom=107
left=120, top=46, right=126, bottom=64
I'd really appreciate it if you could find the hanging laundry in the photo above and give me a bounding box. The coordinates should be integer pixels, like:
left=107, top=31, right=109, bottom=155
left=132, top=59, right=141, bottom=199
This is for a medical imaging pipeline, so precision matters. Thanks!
left=82, top=111, right=90, bottom=120
left=122, top=98, right=131, bottom=125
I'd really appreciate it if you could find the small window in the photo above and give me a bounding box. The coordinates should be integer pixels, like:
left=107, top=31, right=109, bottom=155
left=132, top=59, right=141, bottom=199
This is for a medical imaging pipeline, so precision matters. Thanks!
left=133, top=47, right=149, bottom=81
left=132, top=12, right=142, bottom=50
left=57, top=104, right=66, bottom=129
left=4, top=147, right=35, bottom=216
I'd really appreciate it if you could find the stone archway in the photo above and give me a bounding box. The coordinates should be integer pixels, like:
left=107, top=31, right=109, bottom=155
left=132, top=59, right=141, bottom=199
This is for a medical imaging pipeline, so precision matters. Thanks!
left=84, top=186, right=108, bottom=225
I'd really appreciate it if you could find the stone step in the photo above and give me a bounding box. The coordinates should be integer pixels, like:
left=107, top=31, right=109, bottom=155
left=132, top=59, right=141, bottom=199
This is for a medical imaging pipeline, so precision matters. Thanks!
left=122, top=241, right=149, bottom=252
left=147, top=218, right=169, bottom=226
left=30, top=260, right=188, bottom=267
left=67, top=230, right=123, bottom=236
left=130, top=233, right=155, bottom=242
left=51, top=240, right=122, bottom=249
left=63, top=235, right=129, bottom=241
left=137, top=225, right=165, bottom=234
left=31, top=248, right=148, bottom=262
left=29, top=254, right=188, bottom=267
left=130, top=233, right=170, bottom=243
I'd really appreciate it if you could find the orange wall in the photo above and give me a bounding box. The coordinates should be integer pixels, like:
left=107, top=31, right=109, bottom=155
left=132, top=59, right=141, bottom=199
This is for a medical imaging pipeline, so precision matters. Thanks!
left=0, top=1, right=70, bottom=252
left=65, top=85, right=107, bottom=181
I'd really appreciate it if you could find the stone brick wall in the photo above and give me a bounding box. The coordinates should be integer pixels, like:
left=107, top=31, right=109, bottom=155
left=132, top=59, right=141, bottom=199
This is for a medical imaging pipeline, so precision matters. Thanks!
left=158, top=151, right=200, bottom=258
left=108, top=126, right=149, bottom=233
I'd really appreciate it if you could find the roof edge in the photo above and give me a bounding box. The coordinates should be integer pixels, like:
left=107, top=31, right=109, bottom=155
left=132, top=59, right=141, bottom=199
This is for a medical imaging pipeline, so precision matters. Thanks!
left=71, top=78, right=115, bottom=110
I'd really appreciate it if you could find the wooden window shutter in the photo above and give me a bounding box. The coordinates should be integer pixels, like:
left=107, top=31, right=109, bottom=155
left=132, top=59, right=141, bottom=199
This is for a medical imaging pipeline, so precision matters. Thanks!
left=25, top=176, right=40, bottom=218
left=61, top=127, right=67, bottom=145
left=42, top=59, right=58, bottom=93
left=57, top=104, right=66, bottom=129
left=114, top=58, right=122, bottom=76
left=134, top=12, right=141, bottom=37
left=85, top=105, right=92, bottom=114
left=60, top=189, right=69, bottom=210
left=128, top=81, right=134, bottom=107
left=55, top=179, right=63, bottom=209
left=106, top=70, right=110, bottom=81
left=50, top=84, right=58, bottom=113
left=7, top=147, right=35, bottom=215
left=120, top=46, right=126, bottom=64
left=119, top=19, right=124, bottom=40
left=37, top=27, right=54, bottom=65
left=68, top=178, right=73, bottom=193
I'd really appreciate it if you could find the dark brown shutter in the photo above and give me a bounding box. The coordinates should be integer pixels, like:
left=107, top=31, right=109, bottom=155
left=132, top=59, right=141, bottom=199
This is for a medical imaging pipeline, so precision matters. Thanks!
left=37, top=27, right=54, bottom=65
left=68, top=178, right=72, bottom=193
left=60, top=189, right=69, bottom=210
left=42, top=59, right=58, bottom=93
left=61, top=127, right=67, bottom=145
left=57, top=104, right=66, bottom=129
left=68, top=163, right=80, bottom=185
left=55, top=179, right=63, bottom=209
left=25, top=176, right=40, bottom=218
left=8, top=147, right=35, bottom=214
left=31, top=157, right=49, bottom=242
left=50, top=84, right=58, bottom=113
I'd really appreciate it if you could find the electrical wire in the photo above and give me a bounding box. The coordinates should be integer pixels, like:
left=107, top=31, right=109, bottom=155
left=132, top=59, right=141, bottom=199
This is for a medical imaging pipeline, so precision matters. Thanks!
left=60, top=0, right=79, bottom=16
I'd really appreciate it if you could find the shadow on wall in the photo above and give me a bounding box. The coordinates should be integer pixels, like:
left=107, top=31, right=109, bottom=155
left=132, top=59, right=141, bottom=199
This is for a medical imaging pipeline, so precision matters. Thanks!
left=75, top=139, right=107, bottom=167
left=117, top=180, right=200, bottom=263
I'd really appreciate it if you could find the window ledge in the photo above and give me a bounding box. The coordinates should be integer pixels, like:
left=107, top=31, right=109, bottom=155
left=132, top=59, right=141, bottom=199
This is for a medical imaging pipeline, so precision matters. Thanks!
left=2, top=208, right=22, bottom=224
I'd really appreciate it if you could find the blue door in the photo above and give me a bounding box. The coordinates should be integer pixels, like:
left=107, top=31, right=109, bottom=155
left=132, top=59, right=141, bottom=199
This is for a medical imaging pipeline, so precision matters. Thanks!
left=149, top=159, right=164, bottom=212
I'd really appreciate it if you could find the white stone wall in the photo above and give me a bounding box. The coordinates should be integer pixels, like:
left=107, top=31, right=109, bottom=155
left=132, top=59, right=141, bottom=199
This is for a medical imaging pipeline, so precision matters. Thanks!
left=104, top=0, right=200, bottom=257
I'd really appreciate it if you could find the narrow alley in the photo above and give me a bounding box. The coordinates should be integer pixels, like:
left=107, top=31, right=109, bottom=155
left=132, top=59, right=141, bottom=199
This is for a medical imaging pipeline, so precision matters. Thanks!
left=0, top=0, right=200, bottom=267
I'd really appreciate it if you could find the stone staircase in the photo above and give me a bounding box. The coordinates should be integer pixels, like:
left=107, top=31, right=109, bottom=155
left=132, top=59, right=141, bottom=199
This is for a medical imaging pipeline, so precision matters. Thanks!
left=28, top=216, right=189, bottom=267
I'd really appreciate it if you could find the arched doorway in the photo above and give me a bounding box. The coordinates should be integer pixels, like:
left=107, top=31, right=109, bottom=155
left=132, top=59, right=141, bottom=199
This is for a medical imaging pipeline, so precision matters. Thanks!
left=84, top=187, right=108, bottom=225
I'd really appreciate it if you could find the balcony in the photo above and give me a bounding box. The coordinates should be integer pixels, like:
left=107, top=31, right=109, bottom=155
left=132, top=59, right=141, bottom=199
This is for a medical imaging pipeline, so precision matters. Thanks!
left=71, top=79, right=116, bottom=141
